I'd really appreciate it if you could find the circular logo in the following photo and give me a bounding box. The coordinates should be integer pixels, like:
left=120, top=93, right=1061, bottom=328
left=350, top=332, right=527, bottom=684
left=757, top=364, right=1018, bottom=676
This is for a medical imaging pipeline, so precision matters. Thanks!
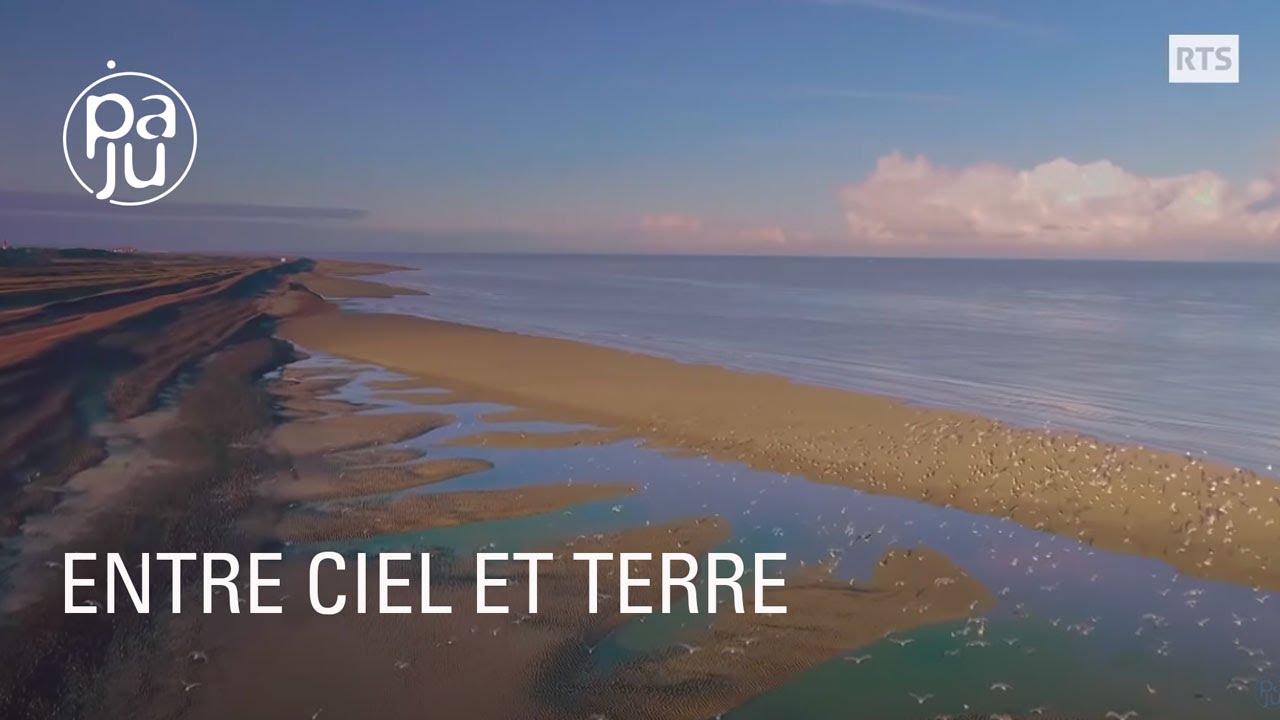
left=62, top=60, right=197, bottom=206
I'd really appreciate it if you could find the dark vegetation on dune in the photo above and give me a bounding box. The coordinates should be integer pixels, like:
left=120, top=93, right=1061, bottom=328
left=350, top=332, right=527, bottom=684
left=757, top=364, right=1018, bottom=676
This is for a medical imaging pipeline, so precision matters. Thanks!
left=0, top=250, right=310, bottom=537
left=0, top=248, right=306, bottom=719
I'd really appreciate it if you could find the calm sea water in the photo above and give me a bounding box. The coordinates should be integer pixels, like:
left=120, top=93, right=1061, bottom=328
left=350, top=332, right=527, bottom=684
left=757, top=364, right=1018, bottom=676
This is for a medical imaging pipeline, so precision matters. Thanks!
left=342, top=254, right=1280, bottom=473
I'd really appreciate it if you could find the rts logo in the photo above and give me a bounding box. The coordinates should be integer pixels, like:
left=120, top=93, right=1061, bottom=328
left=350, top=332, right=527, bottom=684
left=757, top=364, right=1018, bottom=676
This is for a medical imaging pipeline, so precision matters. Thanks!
left=1168, top=34, right=1239, bottom=84
left=62, top=60, right=197, bottom=206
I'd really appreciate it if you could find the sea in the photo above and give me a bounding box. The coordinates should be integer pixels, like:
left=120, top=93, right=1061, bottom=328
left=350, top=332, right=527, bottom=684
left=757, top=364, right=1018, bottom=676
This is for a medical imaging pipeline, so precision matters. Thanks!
left=340, top=254, right=1279, bottom=474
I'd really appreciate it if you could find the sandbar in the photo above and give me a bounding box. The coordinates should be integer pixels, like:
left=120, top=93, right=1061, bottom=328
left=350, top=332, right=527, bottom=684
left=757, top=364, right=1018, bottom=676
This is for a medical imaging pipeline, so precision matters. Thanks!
left=261, top=457, right=494, bottom=502
left=269, top=411, right=452, bottom=456
left=281, top=310, right=1280, bottom=590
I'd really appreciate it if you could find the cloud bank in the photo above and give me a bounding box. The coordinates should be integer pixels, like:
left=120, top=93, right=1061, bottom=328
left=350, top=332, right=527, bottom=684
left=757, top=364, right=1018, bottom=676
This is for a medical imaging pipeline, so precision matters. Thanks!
left=839, top=153, right=1280, bottom=256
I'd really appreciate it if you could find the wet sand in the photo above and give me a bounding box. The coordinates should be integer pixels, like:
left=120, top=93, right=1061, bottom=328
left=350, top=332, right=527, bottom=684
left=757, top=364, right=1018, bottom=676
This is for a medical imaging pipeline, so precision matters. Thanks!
left=295, top=272, right=425, bottom=299
left=372, top=389, right=472, bottom=405
left=260, top=457, right=494, bottom=502
left=269, top=411, right=453, bottom=456
left=368, top=377, right=431, bottom=391
left=275, top=481, right=635, bottom=542
left=98, top=515, right=999, bottom=720
left=281, top=311, right=1280, bottom=590
left=324, top=446, right=426, bottom=468
left=269, top=371, right=365, bottom=418
left=599, top=547, right=993, bottom=720
left=94, top=520, right=729, bottom=720
left=441, top=428, right=627, bottom=449
left=296, top=259, right=425, bottom=299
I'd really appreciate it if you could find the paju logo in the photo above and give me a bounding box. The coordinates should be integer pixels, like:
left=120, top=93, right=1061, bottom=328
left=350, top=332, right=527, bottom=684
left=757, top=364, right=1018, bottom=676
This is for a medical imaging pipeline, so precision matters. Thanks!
left=62, top=60, right=197, bottom=206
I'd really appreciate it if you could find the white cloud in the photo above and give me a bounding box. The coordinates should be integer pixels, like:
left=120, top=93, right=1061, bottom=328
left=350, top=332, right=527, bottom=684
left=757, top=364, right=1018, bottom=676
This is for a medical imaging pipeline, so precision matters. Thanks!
left=839, top=153, right=1280, bottom=255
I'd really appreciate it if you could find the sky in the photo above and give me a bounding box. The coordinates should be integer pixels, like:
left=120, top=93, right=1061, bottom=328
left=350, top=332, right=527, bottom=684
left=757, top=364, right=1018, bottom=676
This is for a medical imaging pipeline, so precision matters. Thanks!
left=3, top=0, right=1280, bottom=257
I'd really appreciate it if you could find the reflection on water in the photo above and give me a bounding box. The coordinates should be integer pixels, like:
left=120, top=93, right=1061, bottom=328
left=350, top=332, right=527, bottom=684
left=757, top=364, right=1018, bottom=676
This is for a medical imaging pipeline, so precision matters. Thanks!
left=341, top=254, right=1280, bottom=473
left=285, top=353, right=1279, bottom=719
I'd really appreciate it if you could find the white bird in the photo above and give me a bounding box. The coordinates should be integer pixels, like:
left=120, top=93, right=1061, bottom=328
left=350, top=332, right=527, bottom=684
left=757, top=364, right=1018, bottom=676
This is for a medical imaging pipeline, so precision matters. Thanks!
left=843, top=654, right=872, bottom=664
left=889, top=637, right=914, bottom=646
left=182, top=681, right=201, bottom=692
left=188, top=650, right=207, bottom=663
left=908, top=692, right=934, bottom=704
left=990, top=682, right=1012, bottom=691
left=1104, top=712, right=1139, bottom=720
left=677, top=643, right=700, bottom=654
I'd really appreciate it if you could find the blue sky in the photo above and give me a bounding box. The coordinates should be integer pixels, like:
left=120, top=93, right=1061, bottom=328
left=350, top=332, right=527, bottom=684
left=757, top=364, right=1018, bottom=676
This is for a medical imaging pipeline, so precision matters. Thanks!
left=2, top=1, right=1279, bottom=255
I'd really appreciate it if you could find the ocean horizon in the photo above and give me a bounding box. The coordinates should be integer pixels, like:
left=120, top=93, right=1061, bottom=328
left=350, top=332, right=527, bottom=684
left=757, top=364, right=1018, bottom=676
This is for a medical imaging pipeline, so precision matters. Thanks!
left=334, top=252, right=1280, bottom=474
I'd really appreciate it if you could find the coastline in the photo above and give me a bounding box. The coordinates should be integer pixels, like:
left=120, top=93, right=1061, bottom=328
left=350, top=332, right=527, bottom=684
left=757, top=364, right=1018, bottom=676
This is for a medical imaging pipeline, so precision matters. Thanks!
left=1, top=252, right=1272, bottom=719
left=281, top=269, right=1280, bottom=591
left=0, top=254, right=996, bottom=719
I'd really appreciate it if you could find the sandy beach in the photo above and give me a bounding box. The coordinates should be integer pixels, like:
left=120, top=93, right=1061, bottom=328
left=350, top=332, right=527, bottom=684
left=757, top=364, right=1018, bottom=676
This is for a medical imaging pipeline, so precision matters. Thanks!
left=281, top=305, right=1280, bottom=591
left=1, top=251, right=1271, bottom=720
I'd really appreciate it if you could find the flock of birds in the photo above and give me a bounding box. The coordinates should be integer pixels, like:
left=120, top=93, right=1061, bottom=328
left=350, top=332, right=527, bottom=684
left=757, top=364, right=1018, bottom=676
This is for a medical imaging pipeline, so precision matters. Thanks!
left=217, top=362, right=1280, bottom=719
left=564, top=444, right=1279, bottom=717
